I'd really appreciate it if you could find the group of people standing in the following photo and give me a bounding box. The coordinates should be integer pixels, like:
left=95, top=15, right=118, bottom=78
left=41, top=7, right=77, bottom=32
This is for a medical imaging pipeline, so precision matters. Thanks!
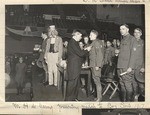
left=117, top=24, right=144, bottom=102
left=38, top=24, right=144, bottom=102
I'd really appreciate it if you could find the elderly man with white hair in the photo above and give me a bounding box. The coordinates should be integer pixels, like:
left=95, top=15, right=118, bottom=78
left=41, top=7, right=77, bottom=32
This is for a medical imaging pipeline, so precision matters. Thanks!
left=44, top=25, right=63, bottom=87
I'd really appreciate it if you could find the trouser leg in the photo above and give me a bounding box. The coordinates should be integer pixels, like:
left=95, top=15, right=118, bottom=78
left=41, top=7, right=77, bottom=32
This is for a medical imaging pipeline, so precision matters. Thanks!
left=91, top=67, right=102, bottom=101
left=53, top=53, right=58, bottom=86
left=126, top=72, right=134, bottom=101
left=118, top=69, right=127, bottom=102
left=42, top=61, right=48, bottom=82
left=17, top=82, right=22, bottom=95
left=118, top=68, right=134, bottom=102
left=119, top=80, right=127, bottom=102
left=65, top=77, right=80, bottom=101
left=132, top=76, right=138, bottom=100
left=20, top=79, right=24, bottom=94
left=138, top=82, right=145, bottom=95
left=124, top=80, right=133, bottom=101
left=17, top=83, right=20, bottom=95
left=47, top=53, right=54, bottom=85
left=95, top=77, right=102, bottom=100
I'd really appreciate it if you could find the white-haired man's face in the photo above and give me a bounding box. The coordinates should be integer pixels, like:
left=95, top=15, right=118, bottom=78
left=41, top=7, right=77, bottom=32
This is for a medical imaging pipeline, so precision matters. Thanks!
left=49, top=25, right=55, bottom=31
left=74, top=32, right=82, bottom=41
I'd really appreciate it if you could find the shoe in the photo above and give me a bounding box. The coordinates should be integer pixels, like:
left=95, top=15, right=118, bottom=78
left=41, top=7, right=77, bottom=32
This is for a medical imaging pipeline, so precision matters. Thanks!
left=134, top=95, right=139, bottom=102
left=126, top=92, right=133, bottom=102
left=40, top=79, right=45, bottom=84
left=94, top=98, right=102, bottom=102
left=91, top=89, right=95, bottom=94
left=42, top=80, right=48, bottom=83
left=74, top=99, right=82, bottom=101
left=43, top=81, right=49, bottom=86
left=81, top=87, right=86, bottom=94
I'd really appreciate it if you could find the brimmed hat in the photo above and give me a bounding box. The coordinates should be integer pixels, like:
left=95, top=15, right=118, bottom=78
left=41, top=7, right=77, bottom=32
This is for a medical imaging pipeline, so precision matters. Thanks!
left=134, top=28, right=142, bottom=34
left=36, top=58, right=44, bottom=68
left=135, top=69, right=145, bottom=83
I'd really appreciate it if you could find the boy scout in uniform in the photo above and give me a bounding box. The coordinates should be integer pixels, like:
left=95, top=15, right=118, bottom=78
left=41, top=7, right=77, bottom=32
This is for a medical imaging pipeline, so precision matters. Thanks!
left=103, top=40, right=115, bottom=78
left=104, top=40, right=115, bottom=66
left=89, top=30, right=104, bottom=102
left=131, top=28, right=145, bottom=101
left=117, top=24, right=135, bottom=102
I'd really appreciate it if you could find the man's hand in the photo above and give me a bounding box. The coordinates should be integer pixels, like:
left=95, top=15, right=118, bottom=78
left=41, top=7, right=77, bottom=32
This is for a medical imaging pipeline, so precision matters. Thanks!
left=140, top=68, right=145, bottom=73
left=95, top=67, right=99, bottom=71
left=58, top=58, right=62, bottom=65
left=39, top=49, right=42, bottom=52
left=44, top=54, right=47, bottom=63
left=127, top=67, right=132, bottom=73
left=84, top=46, right=92, bottom=51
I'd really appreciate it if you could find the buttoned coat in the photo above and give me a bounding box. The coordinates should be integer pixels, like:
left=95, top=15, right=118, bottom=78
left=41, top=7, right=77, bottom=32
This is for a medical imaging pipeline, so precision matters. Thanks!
left=117, top=34, right=135, bottom=69
left=104, top=46, right=115, bottom=65
left=45, top=36, right=63, bottom=61
left=129, top=38, right=144, bottom=69
left=66, top=38, right=88, bottom=80
left=89, top=39, right=104, bottom=68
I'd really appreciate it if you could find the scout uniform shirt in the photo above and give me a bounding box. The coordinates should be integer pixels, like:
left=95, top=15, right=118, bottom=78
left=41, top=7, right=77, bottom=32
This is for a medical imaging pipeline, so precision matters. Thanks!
left=129, top=38, right=144, bottom=69
left=89, top=39, right=104, bottom=68
left=117, top=34, right=135, bottom=69
left=104, top=46, right=115, bottom=65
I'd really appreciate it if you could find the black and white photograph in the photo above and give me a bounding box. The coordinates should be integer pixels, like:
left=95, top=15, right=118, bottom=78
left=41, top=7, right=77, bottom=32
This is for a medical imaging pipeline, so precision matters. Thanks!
left=5, top=4, right=145, bottom=102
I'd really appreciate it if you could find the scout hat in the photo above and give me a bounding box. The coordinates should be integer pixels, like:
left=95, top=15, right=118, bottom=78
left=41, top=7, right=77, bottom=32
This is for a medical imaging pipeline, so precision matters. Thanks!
left=135, top=69, right=145, bottom=83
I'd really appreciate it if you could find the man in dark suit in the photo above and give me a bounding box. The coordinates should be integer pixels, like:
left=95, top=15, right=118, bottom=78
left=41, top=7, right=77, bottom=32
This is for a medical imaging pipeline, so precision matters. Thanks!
left=89, top=30, right=104, bottom=101
left=65, top=30, right=91, bottom=101
left=117, top=24, right=135, bottom=101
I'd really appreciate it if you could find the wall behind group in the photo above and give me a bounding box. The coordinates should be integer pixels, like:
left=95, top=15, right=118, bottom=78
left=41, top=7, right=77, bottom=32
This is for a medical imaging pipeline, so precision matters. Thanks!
left=96, top=5, right=144, bottom=26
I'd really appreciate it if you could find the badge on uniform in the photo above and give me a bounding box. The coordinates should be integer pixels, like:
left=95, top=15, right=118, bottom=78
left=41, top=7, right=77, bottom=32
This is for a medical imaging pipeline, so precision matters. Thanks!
left=133, top=47, right=136, bottom=51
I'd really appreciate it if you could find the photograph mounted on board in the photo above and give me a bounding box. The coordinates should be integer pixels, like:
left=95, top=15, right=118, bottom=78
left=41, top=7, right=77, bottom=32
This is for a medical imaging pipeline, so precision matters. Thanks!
left=5, top=4, right=145, bottom=102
